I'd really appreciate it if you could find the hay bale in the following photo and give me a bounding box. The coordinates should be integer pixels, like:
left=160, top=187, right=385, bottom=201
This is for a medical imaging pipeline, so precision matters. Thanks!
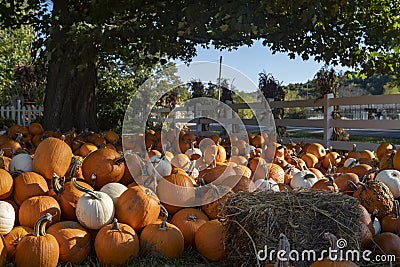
left=222, top=190, right=362, bottom=267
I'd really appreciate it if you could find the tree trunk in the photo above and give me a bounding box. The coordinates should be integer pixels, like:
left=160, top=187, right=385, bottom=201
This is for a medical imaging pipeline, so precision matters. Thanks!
left=42, top=61, right=98, bottom=132
left=42, top=0, right=98, bottom=132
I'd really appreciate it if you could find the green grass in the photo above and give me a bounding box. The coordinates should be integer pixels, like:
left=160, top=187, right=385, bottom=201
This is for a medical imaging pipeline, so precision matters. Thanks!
left=5, top=249, right=231, bottom=267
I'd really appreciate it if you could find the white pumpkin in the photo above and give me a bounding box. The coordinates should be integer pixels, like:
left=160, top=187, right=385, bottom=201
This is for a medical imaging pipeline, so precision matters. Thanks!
left=254, top=178, right=280, bottom=192
left=290, top=170, right=318, bottom=189
left=100, top=183, right=128, bottom=205
left=145, top=154, right=172, bottom=177
left=343, top=158, right=359, bottom=168
left=0, top=201, right=15, bottom=235
left=8, top=153, right=33, bottom=173
left=73, top=178, right=115, bottom=230
left=376, top=169, right=400, bottom=198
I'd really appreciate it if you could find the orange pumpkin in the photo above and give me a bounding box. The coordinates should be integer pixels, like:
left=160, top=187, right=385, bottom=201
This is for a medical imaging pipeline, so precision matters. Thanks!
left=47, top=220, right=91, bottom=264
left=13, top=172, right=49, bottom=206
left=81, top=147, right=125, bottom=188
left=115, top=186, right=160, bottom=231
left=201, top=185, right=234, bottom=219
left=32, top=137, right=72, bottom=180
left=0, top=169, right=13, bottom=200
left=95, top=219, right=139, bottom=265
left=140, top=216, right=184, bottom=259
left=15, top=213, right=59, bottom=267
left=195, top=219, right=226, bottom=262
left=3, top=226, right=33, bottom=261
left=170, top=208, right=209, bottom=247
left=19, top=196, right=61, bottom=228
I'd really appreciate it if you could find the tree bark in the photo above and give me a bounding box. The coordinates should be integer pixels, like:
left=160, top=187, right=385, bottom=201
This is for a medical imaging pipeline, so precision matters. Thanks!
left=42, top=0, right=98, bottom=132
left=42, top=61, right=98, bottom=132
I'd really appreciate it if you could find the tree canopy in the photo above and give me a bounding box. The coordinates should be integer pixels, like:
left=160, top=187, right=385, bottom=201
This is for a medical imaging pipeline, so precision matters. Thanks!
left=1, top=0, right=399, bottom=130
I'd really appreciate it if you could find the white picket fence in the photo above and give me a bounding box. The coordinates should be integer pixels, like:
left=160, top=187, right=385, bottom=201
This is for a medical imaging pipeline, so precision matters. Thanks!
left=0, top=100, right=43, bottom=127
left=149, top=93, right=400, bottom=152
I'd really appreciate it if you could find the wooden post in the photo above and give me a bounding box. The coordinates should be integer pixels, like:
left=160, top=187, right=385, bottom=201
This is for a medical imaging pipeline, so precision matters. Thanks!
left=323, top=93, right=334, bottom=148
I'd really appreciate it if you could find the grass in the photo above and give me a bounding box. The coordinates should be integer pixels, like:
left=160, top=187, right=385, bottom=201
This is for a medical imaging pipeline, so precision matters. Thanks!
left=5, top=249, right=231, bottom=267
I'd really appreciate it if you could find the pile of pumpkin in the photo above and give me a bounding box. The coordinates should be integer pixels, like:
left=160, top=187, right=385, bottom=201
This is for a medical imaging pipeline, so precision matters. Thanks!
left=0, top=123, right=400, bottom=266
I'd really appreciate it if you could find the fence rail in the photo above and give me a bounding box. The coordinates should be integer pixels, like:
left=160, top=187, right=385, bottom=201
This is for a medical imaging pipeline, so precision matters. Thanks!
left=0, top=100, right=43, bottom=127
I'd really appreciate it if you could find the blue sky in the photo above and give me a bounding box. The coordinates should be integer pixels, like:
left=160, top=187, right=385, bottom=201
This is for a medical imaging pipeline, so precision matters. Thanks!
left=175, top=40, right=332, bottom=88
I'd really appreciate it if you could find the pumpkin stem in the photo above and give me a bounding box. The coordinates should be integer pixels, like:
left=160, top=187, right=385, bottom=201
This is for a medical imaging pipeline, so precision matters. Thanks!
left=187, top=214, right=198, bottom=222
left=159, top=204, right=169, bottom=230
left=352, top=143, right=357, bottom=152
left=111, top=218, right=121, bottom=230
left=71, top=177, right=100, bottom=199
left=394, top=200, right=399, bottom=219
left=68, top=156, right=83, bottom=179
left=33, top=213, right=54, bottom=237
left=326, top=175, right=335, bottom=187
left=90, top=173, right=97, bottom=187
left=347, top=180, right=358, bottom=191
left=52, top=173, right=65, bottom=195
left=186, top=160, right=195, bottom=176
left=114, top=151, right=125, bottom=165
left=304, top=173, right=316, bottom=180
left=371, top=208, right=378, bottom=222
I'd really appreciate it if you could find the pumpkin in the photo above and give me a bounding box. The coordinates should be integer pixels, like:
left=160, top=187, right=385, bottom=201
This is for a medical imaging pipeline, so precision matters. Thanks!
left=19, top=195, right=61, bottom=228
left=301, top=153, right=319, bottom=168
left=254, top=178, right=280, bottom=192
left=95, top=218, right=139, bottom=265
left=171, top=153, right=191, bottom=170
left=0, top=168, right=13, bottom=200
left=119, top=151, right=144, bottom=185
left=157, top=171, right=195, bottom=214
left=381, top=200, right=400, bottom=235
left=79, top=143, right=98, bottom=157
left=201, top=185, right=234, bottom=219
left=352, top=180, right=394, bottom=220
left=0, top=201, right=15, bottom=235
left=372, top=232, right=400, bottom=264
left=100, top=182, right=128, bottom=205
left=195, top=219, right=226, bottom=262
left=250, top=134, right=265, bottom=148
left=52, top=174, right=93, bottom=221
left=334, top=172, right=360, bottom=195
left=47, top=220, right=91, bottom=264
left=203, top=144, right=226, bottom=165
left=322, top=151, right=342, bottom=169
left=0, top=139, right=22, bottom=157
left=305, top=143, right=326, bottom=160
left=268, top=163, right=285, bottom=184
left=32, top=137, right=72, bottom=180
left=8, top=153, right=33, bottom=174
left=290, top=170, right=318, bottom=189
left=13, top=172, right=49, bottom=205
left=72, top=178, right=115, bottom=230
left=0, top=234, right=6, bottom=267
left=377, top=142, right=395, bottom=161
left=15, top=213, right=60, bottom=267
left=170, top=208, right=209, bottom=247
left=199, top=164, right=236, bottom=184
left=310, top=232, right=358, bottom=266
left=311, top=175, right=339, bottom=192
left=140, top=216, right=184, bottom=259
left=3, top=225, right=33, bottom=261
left=392, top=148, right=400, bottom=171
left=145, top=152, right=172, bottom=178
left=185, top=144, right=202, bottom=161
left=380, top=151, right=396, bottom=170
left=105, top=130, right=120, bottom=144
left=81, top=147, right=125, bottom=188
left=115, top=185, right=160, bottom=231
left=28, top=122, right=44, bottom=136
left=375, top=169, right=400, bottom=198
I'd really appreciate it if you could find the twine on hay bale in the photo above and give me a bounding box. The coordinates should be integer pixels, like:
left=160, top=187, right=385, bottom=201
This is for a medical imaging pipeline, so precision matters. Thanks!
left=221, top=190, right=362, bottom=267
